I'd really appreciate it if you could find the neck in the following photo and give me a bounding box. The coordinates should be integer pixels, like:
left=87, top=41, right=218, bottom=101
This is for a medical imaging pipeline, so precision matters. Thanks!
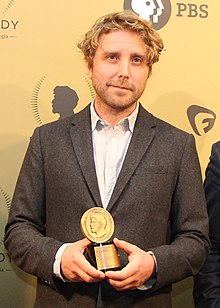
left=94, top=100, right=137, bottom=126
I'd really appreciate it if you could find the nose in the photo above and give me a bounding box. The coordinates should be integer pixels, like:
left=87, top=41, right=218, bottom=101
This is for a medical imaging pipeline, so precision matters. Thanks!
left=118, top=59, right=130, bottom=79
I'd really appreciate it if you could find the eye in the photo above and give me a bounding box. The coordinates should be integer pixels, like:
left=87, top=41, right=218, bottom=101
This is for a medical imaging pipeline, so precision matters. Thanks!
left=132, top=56, right=143, bottom=63
left=108, top=54, right=117, bottom=61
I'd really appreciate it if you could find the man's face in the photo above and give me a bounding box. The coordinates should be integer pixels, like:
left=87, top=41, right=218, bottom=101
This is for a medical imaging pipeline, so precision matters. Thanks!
left=90, top=217, right=100, bottom=233
left=88, top=30, right=150, bottom=113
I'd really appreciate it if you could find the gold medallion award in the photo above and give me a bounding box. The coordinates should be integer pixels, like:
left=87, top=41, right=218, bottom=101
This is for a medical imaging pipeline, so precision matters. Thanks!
left=80, top=207, right=121, bottom=272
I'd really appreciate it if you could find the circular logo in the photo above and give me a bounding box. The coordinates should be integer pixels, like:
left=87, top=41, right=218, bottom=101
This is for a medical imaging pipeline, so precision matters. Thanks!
left=123, top=0, right=172, bottom=30
left=31, top=74, right=95, bottom=125
left=80, top=207, right=115, bottom=243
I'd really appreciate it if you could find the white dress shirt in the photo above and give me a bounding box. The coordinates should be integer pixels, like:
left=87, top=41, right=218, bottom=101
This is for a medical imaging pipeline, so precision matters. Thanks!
left=91, top=102, right=138, bottom=208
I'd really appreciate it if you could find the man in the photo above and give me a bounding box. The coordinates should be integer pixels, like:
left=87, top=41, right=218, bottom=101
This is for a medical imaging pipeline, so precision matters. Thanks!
left=194, top=141, right=220, bottom=307
left=4, top=10, right=209, bottom=307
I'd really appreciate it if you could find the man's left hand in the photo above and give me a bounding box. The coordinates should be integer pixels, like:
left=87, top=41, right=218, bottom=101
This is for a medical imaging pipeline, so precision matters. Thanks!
left=105, top=238, right=155, bottom=291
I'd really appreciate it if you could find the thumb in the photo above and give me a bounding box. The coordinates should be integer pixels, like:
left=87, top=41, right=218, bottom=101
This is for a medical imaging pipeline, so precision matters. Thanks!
left=113, top=238, right=136, bottom=254
left=78, top=237, right=92, bottom=249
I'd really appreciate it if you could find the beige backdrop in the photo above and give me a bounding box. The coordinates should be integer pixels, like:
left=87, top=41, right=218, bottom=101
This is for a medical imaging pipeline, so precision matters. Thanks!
left=0, top=0, right=218, bottom=307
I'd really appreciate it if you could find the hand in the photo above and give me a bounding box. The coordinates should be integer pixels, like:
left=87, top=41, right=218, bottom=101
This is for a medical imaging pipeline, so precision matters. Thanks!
left=61, top=238, right=105, bottom=283
left=105, top=238, right=155, bottom=291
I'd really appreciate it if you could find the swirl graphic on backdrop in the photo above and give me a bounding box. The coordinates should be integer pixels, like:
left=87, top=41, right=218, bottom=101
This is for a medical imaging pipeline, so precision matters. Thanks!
left=3, top=0, right=16, bottom=14
left=123, top=0, right=171, bottom=30
left=187, top=105, right=216, bottom=136
left=1, top=0, right=19, bottom=39
left=0, top=187, right=12, bottom=272
left=31, top=75, right=47, bottom=126
left=0, top=187, right=11, bottom=244
left=84, top=75, right=96, bottom=100
left=31, top=74, right=95, bottom=125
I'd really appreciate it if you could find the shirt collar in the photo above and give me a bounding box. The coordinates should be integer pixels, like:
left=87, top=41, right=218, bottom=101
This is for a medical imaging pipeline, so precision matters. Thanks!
left=90, top=100, right=139, bottom=133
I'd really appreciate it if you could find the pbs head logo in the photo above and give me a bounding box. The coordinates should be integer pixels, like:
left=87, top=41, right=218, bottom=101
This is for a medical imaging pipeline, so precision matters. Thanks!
left=123, top=0, right=171, bottom=30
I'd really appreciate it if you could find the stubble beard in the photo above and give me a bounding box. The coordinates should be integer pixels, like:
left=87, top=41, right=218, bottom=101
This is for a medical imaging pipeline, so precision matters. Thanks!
left=93, top=80, right=144, bottom=113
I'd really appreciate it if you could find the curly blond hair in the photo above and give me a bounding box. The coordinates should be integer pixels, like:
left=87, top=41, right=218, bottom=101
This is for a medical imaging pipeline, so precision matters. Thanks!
left=77, top=10, right=164, bottom=74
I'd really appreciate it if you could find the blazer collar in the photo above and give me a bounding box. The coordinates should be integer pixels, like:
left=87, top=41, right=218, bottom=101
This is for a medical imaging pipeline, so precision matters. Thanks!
left=107, top=104, right=156, bottom=211
left=69, top=104, right=156, bottom=211
left=70, top=105, right=103, bottom=208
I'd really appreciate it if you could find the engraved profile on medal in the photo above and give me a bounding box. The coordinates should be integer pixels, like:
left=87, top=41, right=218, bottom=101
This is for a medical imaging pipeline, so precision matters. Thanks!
left=80, top=207, right=114, bottom=243
left=90, top=213, right=107, bottom=238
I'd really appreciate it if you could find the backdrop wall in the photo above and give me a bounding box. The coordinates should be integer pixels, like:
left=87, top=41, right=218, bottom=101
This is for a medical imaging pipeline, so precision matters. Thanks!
left=0, top=1, right=218, bottom=307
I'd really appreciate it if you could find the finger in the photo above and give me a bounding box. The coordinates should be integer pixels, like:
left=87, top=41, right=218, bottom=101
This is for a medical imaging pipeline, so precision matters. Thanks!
left=105, top=262, right=136, bottom=280
left=107, top=274, right=139, bottom=291
left=67, top=257, right=105, bottom=282
left=81, top=260, right=105, bottom=280
left=74, top=265, right=104, bottom=283
left=113, top=238, right=137, bottom=255
left=78, top=238, right=92, bottom=251
left=106, top=264, right=143, bottom=290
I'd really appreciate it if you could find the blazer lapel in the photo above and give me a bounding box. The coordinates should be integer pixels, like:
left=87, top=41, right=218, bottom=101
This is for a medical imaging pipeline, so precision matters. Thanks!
left=107, top=105, right=156, bottom=211
left=69, top=105, right=102, bottom=208
left=69, top=104, right=157, bottom=212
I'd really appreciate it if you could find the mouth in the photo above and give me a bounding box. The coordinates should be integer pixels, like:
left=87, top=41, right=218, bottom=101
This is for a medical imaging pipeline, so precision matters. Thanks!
left=109, top=84, right=132, bottom=91
left=113, top=86, right=128, bottom=90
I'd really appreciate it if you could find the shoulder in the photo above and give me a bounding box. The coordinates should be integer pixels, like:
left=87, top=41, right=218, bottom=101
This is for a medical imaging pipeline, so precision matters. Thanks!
left=212, top=141, right=220, bottom=154
left=207, top=141, right=220, bottom=170
left=138, top=104, right=193, bottom=141
left=154, top=115, right=189, bottom=136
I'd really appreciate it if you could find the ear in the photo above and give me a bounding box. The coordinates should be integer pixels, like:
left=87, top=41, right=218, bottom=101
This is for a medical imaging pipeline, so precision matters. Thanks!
left=147, top=66, right=152, bottom=78
left=87, top=63, right=93, bottom=78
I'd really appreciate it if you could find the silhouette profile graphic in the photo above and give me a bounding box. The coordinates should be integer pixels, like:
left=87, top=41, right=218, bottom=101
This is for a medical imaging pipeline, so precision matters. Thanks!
left=52, top=86, right=79, bottom=119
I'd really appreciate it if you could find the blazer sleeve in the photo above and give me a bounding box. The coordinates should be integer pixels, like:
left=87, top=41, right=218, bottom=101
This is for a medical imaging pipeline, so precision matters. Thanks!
left=151, top=134, right=209, bottom=289
left=194, top=141, right=220, bottom=308
left=4, top=127, right=63, bottom=286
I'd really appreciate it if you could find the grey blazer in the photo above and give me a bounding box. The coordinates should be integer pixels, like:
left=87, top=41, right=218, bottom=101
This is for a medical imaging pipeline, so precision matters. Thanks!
left=4, top=104, right=209, bottom=308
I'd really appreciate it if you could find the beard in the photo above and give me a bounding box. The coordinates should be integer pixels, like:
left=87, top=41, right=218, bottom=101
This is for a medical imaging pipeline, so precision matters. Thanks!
left=92, top=77, right=146, bottom=111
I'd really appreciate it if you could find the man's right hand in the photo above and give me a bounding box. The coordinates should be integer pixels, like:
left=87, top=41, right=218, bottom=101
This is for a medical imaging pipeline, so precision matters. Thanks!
left=61, top=238, right=105, bottom=283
